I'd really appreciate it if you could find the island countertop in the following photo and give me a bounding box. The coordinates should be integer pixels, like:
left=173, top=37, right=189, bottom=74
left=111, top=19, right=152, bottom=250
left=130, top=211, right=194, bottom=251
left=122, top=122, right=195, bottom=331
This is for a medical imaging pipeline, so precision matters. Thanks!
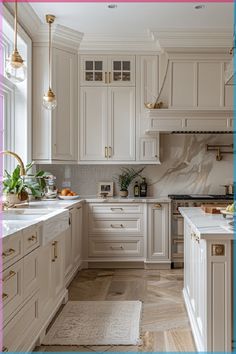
left=179, top=207, right=234, bottom=240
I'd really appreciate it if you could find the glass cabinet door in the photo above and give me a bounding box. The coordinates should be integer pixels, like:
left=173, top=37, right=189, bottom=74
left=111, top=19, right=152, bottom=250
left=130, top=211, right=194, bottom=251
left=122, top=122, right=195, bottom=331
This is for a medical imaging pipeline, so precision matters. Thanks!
left=81, top=56, right=107, bottom=86
left=109, top=56, right=135, bottom=86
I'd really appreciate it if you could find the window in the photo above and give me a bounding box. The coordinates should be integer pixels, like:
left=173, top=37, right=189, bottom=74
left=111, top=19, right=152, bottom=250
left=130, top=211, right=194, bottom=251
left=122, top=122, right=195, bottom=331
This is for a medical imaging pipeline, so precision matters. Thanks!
left=1, top=6, right=32, bottom=174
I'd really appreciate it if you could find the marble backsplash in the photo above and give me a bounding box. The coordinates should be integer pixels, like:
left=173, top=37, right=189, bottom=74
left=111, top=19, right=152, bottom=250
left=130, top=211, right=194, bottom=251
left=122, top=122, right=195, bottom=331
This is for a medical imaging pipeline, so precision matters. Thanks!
left=38, top=134, right=233, bottom=197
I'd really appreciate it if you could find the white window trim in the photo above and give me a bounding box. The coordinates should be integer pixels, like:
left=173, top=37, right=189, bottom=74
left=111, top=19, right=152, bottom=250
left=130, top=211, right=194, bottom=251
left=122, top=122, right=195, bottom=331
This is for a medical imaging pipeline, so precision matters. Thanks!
left=2, top=5, right=32, bottom=165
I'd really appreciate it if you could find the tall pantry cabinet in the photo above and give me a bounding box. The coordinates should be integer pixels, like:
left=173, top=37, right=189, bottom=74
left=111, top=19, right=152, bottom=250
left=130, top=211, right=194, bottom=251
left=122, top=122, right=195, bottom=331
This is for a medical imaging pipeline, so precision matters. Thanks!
left=79, top=55, right=136, bottom=162
left=32, top=29, right=82, bottom=163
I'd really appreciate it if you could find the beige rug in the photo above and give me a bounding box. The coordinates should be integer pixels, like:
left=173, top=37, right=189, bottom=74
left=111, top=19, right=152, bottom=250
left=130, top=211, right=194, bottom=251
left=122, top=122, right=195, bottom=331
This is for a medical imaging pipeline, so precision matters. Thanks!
left=42, top=301, right=142, bottom=346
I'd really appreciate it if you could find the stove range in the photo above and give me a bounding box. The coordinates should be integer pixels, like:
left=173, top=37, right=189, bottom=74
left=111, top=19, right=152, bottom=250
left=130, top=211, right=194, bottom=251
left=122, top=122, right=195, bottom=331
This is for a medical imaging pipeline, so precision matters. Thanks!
left=168, top=194, right=233, bottom=200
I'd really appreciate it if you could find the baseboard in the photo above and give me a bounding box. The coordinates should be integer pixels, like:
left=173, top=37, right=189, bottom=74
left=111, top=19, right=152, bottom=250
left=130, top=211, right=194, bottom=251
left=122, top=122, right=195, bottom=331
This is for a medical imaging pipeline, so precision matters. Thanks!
left=88, top=261, right=144, bottom=269
left=183, top=288, right=203, bottom=352
left=144, top=262, right=171, bottom=269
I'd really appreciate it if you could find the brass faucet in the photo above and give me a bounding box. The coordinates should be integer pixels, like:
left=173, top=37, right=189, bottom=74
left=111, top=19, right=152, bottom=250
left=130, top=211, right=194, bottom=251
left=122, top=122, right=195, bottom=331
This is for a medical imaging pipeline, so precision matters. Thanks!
left=2, top=150, right=26, bottom=176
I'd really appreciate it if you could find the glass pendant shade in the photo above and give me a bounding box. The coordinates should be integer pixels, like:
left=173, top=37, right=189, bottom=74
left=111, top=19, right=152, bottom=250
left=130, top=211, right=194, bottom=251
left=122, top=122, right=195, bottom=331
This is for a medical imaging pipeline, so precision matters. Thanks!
left=6, top=2, right=27, bottom=83
left=42, top=88, right=57, bottom=110
left=6, top=50, right=26, bottom=83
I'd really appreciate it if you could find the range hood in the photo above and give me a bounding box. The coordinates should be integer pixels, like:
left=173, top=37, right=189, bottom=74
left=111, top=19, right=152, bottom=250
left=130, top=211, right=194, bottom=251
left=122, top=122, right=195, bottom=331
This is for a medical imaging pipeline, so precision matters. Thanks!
left=225, top=57, right=234, bottom=85
left=145, top=109, right=233, bottom=134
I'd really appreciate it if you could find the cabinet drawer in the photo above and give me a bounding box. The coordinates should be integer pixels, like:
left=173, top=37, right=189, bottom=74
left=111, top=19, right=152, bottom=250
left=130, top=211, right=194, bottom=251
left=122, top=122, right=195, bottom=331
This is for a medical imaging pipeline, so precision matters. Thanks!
left=3, top=293, right=39, bottom=352
left=88, top=237, right=144, bottom=258
left=23, top=248, right=39, bottom=300
left=2, top=232, right=23, bottom=270
left=89, top=203, right=143, bottom=214
left=23, top=226, right=40, bottom=255
left=2, top=260, right=23, bottom=322
left=89, top=215, right=143, bottom=235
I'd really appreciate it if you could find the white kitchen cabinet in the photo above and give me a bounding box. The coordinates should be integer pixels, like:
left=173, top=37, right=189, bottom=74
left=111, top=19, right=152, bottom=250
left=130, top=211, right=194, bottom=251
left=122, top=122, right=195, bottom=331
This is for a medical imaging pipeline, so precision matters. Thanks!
left=147, top=203, right=170, bottom=262
left=139, top=137, right=159, bottom=162
left=136, top=55, right=160, bottom=164
left=33, top=46, right=78, bottom=163
left=38, top=232, right=65, bottom=325
left=183, top=218, right=232, bottom=352
left=87, top=202, right=144, bottom=263
left=80, top=55, right=135, bottom=86
left=65, top=205, right=83, bottom=286
left=168, top=56, right=233, bottom=109
left=80, top=86, right=135, bottom=162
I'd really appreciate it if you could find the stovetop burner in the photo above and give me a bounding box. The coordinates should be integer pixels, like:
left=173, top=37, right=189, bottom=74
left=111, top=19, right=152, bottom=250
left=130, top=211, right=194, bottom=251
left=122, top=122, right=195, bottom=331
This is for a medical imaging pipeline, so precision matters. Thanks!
left=168, top=194, right=233, bottom=200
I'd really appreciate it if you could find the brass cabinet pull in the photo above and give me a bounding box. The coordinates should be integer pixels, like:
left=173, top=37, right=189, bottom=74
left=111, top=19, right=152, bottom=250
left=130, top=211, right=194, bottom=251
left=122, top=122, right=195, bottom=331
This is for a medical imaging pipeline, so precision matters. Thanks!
left=2, top=346, right=8, bottom=352
left=3, top=270, right=16, bottom=282
left=52, top=241, right=57, bottom=262
left=105, top=146, right=108, bottom=158
left=105, top=72, right=108, bottom=84
left=110, top=245, right=124, bottom=250
left=108, top=146, right=112, bottom=158
left=110, top=207, right=123, bottom=211
left=154, top=203, right=162, bottom=208
left=28, top=235, right=37, bottom=242
left=2, top=293, right=9, bottom=301
left=2, top=248, right=15, bottom=258
left=109, top=72, right=112, bottom=83
left=110, top=224, right=124, bottom=228
left=54, top=241, right=58, bottom=259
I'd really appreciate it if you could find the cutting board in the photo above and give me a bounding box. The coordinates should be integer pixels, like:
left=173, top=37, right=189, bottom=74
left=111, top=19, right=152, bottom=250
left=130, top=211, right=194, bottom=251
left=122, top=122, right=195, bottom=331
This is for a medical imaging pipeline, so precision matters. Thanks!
left=201, top=203, right=229, bottom=214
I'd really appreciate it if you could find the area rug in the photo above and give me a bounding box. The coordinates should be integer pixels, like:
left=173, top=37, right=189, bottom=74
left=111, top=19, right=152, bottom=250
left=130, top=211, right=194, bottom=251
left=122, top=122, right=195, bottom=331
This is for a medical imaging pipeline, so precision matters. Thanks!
left=42, top=301, right=142, bottom=346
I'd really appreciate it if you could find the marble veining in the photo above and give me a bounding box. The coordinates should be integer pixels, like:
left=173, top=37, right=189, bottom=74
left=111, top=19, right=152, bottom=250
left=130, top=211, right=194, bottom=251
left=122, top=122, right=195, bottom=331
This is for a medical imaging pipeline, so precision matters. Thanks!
left=38, top=134, right=233, bottom=197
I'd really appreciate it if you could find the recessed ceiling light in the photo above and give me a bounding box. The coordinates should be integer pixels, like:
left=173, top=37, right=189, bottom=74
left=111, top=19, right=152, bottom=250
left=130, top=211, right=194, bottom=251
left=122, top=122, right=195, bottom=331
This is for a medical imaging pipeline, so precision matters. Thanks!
left=194, top=4, right=206, bottom=10
left=107, top=4, right=117, bottom=9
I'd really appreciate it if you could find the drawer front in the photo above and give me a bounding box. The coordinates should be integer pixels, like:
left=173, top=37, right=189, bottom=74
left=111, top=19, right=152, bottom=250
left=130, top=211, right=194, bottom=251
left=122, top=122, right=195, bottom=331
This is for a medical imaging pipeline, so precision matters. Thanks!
left=89, top=215, right=143, bottom=235
left=89, top=203, right=143, bottom=214
left=3, top=293, right=39, bottom=352
left=2, top=232, right=23, bottom=270
left=2, top=260, right=23, bottom=322
left=88, top=237, right=144, bottom=258
left=23, top=248, right=39, bottom=300
left=23, top=226, right=40, bottom=255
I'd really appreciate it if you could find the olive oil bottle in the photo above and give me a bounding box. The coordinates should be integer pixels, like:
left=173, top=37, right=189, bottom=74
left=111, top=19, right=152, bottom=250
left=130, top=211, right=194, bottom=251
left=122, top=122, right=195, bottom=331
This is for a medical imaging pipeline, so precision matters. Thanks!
left=140, top=177, right=147, bottom=197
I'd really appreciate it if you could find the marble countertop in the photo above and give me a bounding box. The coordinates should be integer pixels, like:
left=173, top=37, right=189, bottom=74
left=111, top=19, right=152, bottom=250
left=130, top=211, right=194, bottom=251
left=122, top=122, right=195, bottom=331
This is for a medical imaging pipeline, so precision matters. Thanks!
left=2, top=196, right=170, bottom=238
left=179, top=207, right=234, bottom=240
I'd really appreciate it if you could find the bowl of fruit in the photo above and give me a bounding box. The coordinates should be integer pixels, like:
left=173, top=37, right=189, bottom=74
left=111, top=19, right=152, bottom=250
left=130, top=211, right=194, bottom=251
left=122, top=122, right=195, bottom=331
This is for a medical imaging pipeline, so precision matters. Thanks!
left=58, top=188, right=79, bottom=200
left=219, top=202, right=235, bottom=219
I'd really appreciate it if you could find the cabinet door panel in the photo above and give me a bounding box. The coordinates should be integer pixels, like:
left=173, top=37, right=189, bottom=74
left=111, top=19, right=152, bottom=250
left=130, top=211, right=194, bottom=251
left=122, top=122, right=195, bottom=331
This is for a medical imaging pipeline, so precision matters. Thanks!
left=80, top=87, right=108, bottom=160
left=197, top=62, right=222, bottom=108
left=108, top=87, right=135, bottom=161
left=52, top=48, right=77, bottom=160
left=72, top=206, right=82, bottom=266
left=170, top=62, right=195, bottom=108
left=139, top=137, right=159, bottom=162
left=148, top=203, right=169, bottom=261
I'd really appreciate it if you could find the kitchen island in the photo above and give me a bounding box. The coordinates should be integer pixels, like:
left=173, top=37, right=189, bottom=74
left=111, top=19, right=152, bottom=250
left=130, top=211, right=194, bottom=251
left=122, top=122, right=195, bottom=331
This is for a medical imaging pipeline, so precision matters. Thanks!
left=179, top=207, right=233, bottom=352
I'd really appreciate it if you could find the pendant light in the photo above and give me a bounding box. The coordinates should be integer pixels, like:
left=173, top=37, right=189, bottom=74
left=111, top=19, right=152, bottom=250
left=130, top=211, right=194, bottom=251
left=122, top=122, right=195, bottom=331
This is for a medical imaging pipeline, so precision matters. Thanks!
left=42, top=14, right=57, bottom=110
left=5, top=0, right=26, bottom=83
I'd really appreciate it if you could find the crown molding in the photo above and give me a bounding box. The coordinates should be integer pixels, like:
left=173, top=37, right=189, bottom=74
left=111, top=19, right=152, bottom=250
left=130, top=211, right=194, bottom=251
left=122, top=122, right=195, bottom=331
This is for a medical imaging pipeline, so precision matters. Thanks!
left=32, top=24, right=84, bottom=52
left=151, top=28, right=233, bottom=53
left=4, top=2, right=83, bottom=52
left=80, top=32, right=160, bottom=52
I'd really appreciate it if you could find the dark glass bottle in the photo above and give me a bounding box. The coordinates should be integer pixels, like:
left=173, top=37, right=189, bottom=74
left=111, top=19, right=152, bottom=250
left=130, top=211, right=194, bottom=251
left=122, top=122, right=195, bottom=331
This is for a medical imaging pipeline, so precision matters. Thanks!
left=140, top=177, right=147, bottom=197
left=134, top=181, right=140, bottom=197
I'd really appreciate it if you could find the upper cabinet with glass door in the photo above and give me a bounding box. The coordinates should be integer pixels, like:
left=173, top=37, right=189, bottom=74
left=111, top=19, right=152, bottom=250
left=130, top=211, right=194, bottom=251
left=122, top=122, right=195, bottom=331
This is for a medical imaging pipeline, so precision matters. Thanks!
left=80, top=55, right=135, bottom=86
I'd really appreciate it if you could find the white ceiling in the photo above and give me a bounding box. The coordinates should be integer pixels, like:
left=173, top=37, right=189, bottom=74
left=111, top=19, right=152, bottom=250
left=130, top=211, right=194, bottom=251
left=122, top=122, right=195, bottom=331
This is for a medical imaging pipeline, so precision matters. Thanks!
left=30, top=3, right=233, bottom=35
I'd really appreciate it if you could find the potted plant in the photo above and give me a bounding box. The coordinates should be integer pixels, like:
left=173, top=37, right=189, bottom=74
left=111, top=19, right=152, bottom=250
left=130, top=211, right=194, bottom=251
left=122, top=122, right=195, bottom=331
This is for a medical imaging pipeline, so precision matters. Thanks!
left=3, top=162, right=47, bottom=206
left=115, top=167, right=144, bottom=198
